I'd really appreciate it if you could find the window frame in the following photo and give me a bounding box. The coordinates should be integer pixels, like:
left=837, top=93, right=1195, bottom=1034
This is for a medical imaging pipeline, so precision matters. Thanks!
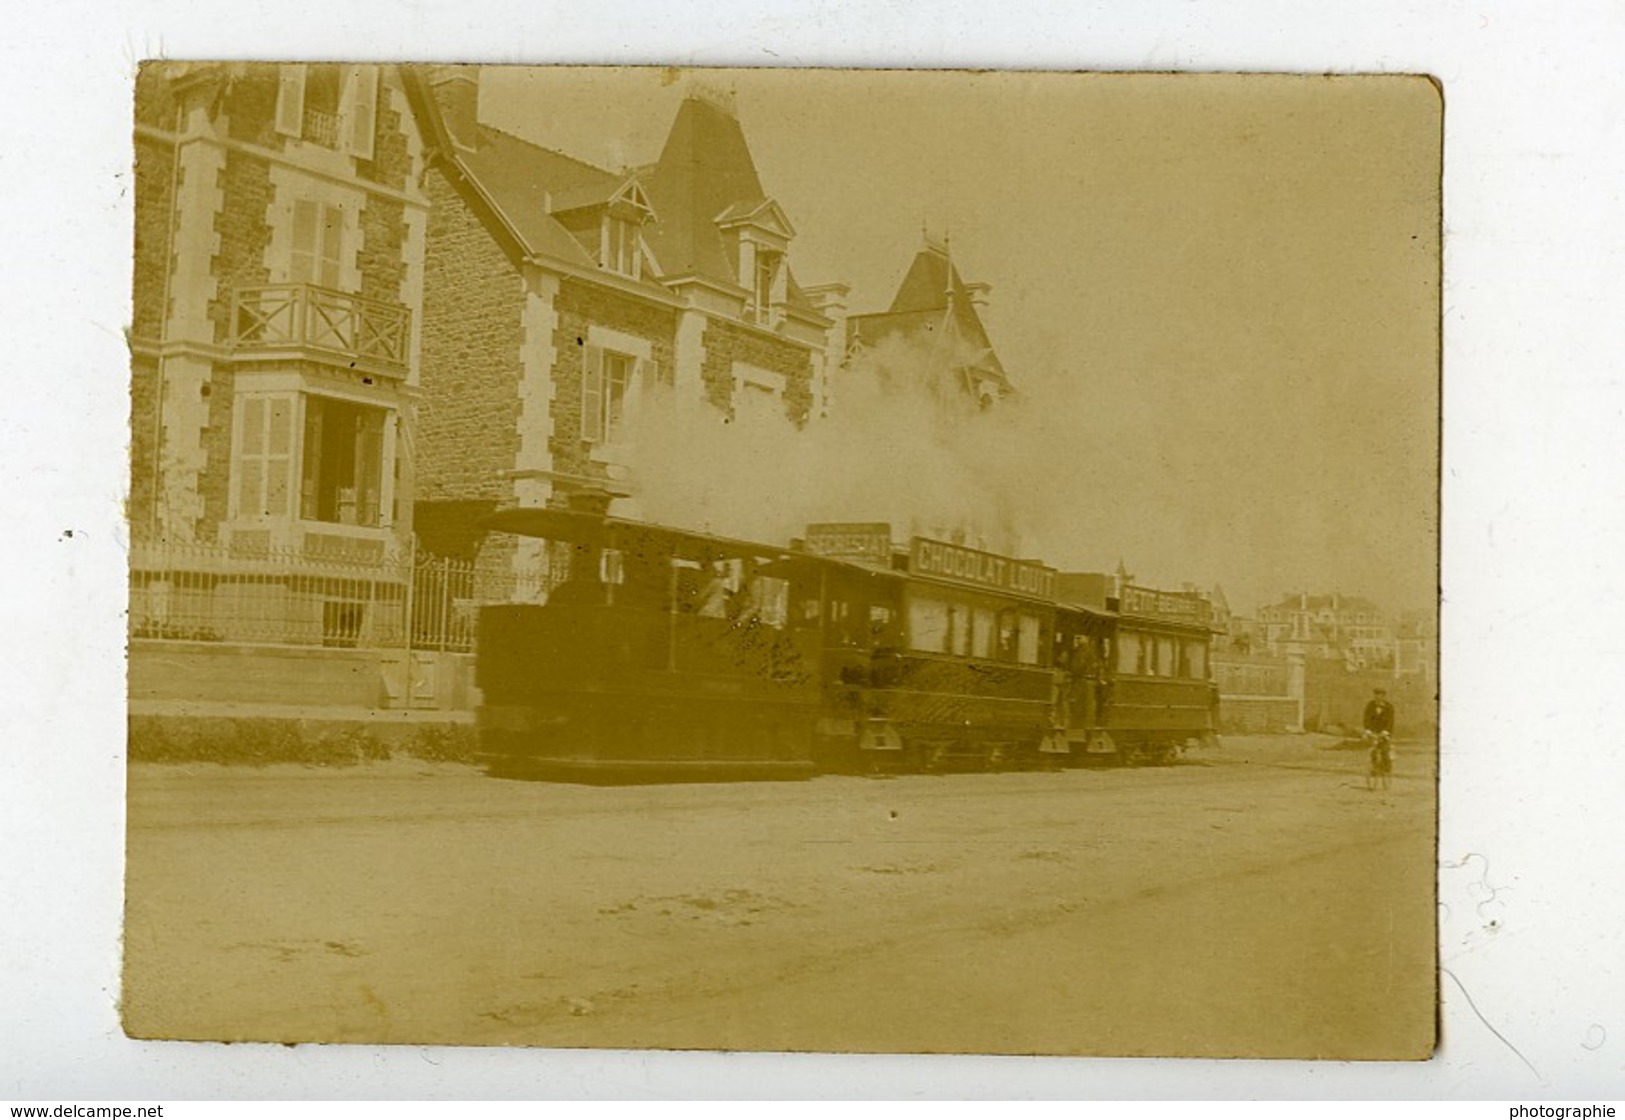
left=298, top=394, right=389, bottom=529
left=581, top=345, right=645, bottom=445
left=290, top=199, right=345, bottom=290
left=275, top=64, right=307, bottom=138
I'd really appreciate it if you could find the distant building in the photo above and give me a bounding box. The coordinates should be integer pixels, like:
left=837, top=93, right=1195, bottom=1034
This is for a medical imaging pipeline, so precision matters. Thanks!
left=1256, top=591, right=1396, bottom=668
left=401, top=68, right=843, bottom=564
left=846, top=237, right=1013, bottom=407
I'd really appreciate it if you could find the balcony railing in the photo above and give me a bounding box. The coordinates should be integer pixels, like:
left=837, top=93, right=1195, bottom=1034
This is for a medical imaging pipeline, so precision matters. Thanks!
left=231, top=283, right=411, bottom=376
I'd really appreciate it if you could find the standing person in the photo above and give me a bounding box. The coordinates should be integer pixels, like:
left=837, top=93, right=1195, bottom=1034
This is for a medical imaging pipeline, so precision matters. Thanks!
left=1363, top=687, right=1396, bottom=736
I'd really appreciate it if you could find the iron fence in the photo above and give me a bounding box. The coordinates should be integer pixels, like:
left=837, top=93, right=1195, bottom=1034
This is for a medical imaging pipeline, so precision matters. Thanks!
left=128, top=539, right=554, bottom=653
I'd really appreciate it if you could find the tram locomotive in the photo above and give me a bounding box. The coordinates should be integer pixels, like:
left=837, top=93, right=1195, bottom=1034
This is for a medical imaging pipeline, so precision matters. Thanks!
left=473, top=510, right=1220, bottom=780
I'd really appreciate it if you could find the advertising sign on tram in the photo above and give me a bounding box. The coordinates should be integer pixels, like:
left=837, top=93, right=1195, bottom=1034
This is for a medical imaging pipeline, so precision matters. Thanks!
left=909, top=536, right=1056, bottom=600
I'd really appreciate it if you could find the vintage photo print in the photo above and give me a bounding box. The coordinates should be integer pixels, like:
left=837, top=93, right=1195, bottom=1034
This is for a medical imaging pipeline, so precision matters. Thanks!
left=124, top=64, right=1440, bottom=1058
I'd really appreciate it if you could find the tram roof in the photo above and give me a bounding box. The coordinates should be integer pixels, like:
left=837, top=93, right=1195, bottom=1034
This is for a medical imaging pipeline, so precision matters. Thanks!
left=480, top=508, right=805, bottom=561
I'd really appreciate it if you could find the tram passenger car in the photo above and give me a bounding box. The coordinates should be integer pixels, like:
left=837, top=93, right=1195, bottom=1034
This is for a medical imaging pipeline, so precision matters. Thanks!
left=474, top=509, right=826, bottom=780
left=803, top=527, right=1067, bottom=772
left=472, top=511, right=1220, bottom=780
left=1054, top=574, right=1221, bottom=764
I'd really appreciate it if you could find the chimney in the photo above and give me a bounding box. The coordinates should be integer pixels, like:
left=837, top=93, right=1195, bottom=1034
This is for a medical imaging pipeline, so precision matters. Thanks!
left=427, top=64, right=479, bottom=150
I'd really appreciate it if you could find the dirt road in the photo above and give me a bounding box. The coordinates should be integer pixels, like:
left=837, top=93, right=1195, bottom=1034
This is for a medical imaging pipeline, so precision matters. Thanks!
left=122, top=736, right=1436, bottom=1059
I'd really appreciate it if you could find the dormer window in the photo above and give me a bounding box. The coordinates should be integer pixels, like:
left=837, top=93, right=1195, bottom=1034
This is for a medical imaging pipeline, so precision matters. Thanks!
left=752, top=249, right=781, bottom=324
left=605, top=215, right=641, bottom=279
left=594, top=179, right=654, bottom=279
left=716, top=198, right=795, bottom=328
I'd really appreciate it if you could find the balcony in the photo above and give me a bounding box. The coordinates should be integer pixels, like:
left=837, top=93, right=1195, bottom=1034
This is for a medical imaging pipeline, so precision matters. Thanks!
left=231, top=283, right=411, bottom=377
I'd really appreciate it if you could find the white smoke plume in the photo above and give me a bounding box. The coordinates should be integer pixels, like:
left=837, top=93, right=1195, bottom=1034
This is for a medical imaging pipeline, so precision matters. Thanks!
left=615, top=332, right=1059, bottom=564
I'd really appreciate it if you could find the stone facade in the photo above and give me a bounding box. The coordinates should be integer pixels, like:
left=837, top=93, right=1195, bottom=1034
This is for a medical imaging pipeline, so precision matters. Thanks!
left=549, top=278, right=679, bottom=483
left=415, top=171, right=525, bottom=507
left=699, top=317, right=815, bottom=424
left=131, top=62, right=429, bottom=552
left=406, top=70, right=839, bottom=563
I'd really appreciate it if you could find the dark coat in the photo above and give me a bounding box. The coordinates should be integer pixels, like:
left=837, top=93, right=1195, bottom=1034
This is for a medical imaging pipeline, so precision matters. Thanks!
left=1363, top=697, right=1395, bottom=734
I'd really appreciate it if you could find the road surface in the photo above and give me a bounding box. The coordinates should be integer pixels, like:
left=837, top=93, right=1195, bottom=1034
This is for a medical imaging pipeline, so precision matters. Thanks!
left=122, top=735, right=1436, bottom=1059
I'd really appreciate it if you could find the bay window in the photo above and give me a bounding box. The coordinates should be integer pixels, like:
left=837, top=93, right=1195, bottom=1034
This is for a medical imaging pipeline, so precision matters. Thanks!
left=301, top=396, right=385, bottom=527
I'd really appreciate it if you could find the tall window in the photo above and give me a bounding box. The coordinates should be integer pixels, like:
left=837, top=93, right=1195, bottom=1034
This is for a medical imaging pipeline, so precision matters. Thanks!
left=582, top=347, right=640, bottom=444
left=752, top=249, right=781, bottom=323
left=604, top=217, right=640, bottom=278
left=301, top=397, right=385, bottom=527
left=274, top=63, right=378, bottom=158
left=236, top=395, right=294, bottom=518
left=291, top=200, right=343, bottom=289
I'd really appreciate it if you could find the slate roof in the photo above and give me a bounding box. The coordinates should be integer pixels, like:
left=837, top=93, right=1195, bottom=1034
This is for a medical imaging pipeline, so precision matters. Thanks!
left=404, top=73, right=819, bottom=314
left=848, top=244, right=1011, bottom=394
left=455, top=125, right=627, bottom=269
left=639, top=97, right=817, bottom=311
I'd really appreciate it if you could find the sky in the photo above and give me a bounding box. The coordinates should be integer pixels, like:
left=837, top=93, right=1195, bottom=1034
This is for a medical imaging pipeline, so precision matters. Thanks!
left=483, top=68, right=1442, bottom=615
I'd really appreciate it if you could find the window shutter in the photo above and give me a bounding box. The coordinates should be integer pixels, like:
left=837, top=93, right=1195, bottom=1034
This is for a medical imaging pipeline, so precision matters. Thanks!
left=319, top=204, right=343, bottom=289
left=291, top=200, right=317, bottom=284
left=581, top=345, right=604, bottom=442
left=265, top=398, right=292, bottom=516
left=275, top=65, right=306, bottom=138
left=236, top=397, right=266, bottom=518
left=344, top=66, right=378, bottom=160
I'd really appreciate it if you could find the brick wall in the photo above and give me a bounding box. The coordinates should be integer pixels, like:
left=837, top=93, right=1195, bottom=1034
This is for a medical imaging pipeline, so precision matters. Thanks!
left=1302, top=659, right=1438, bottom=739
left=131, top=137, right=175, bottom=344
left=129, top=356, right=159, bottom=537
left=223, top=69, right=285, bottom=151
left=416, top=171, right=524, bottom=508
left=134, top=63, right=178, bottom=131
left=357, top=75, right=412, bottom=193
left=1218, top=697, right=1301, bottom=735
left=130, top=61, right=175, bottom=519
left=548, top=278, right=678, bottom=483
left=207, top=149, right=272, bottom=345
left=359, top=194, right=407, bottom=307
left=699, top=318, right=816, bottom=424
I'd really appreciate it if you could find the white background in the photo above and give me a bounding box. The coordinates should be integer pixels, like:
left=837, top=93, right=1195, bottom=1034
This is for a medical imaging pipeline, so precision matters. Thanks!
left=2, top=0, right=1623, bottom=1101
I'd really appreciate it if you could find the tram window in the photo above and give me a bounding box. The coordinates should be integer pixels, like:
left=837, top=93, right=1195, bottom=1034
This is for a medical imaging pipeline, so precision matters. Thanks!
left=908, top=596, right=951, bottom=653
left=741, top=574, right=789, bottom=629
left=826, top=598, right=854, bottom=645
left=598, top=548, right=624, bottom=586
left=995, top=609, right=1018, bottom=661
left=1117, top=631, right=1141, bottom=675
left=1185, top=639, right=1208, bottom=679
left=972, top=607, right=995, bottom=658
left=696, top=559, right=737, bottom=619
left=948, top=601, right=972, bottom=656
left=1157, top=636, right=1178, bottom=678
left=870, top=605, right=900, bottom=648
left=796, top=597, right=821, bottom=627
left=1017, top=612, right=1042, bottom=665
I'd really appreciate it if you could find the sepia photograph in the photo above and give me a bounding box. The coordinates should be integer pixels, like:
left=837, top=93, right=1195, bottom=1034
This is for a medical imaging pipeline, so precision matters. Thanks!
left=117, top=63, right=1444, bottom=1060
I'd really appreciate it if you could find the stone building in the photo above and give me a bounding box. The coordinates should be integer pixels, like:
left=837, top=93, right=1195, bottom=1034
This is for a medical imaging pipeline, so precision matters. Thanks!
left=1257, top=591, right=1395, bottom=668
left=400, top=68, right=844, bottom=564
left=846, top=237, right=1014, bottom=408
left=132, top=62, right=429, bottom=558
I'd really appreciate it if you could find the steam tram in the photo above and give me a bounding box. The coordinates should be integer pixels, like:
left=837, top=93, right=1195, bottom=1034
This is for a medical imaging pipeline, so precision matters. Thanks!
left=473, top=511, right=1219, bottom=780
